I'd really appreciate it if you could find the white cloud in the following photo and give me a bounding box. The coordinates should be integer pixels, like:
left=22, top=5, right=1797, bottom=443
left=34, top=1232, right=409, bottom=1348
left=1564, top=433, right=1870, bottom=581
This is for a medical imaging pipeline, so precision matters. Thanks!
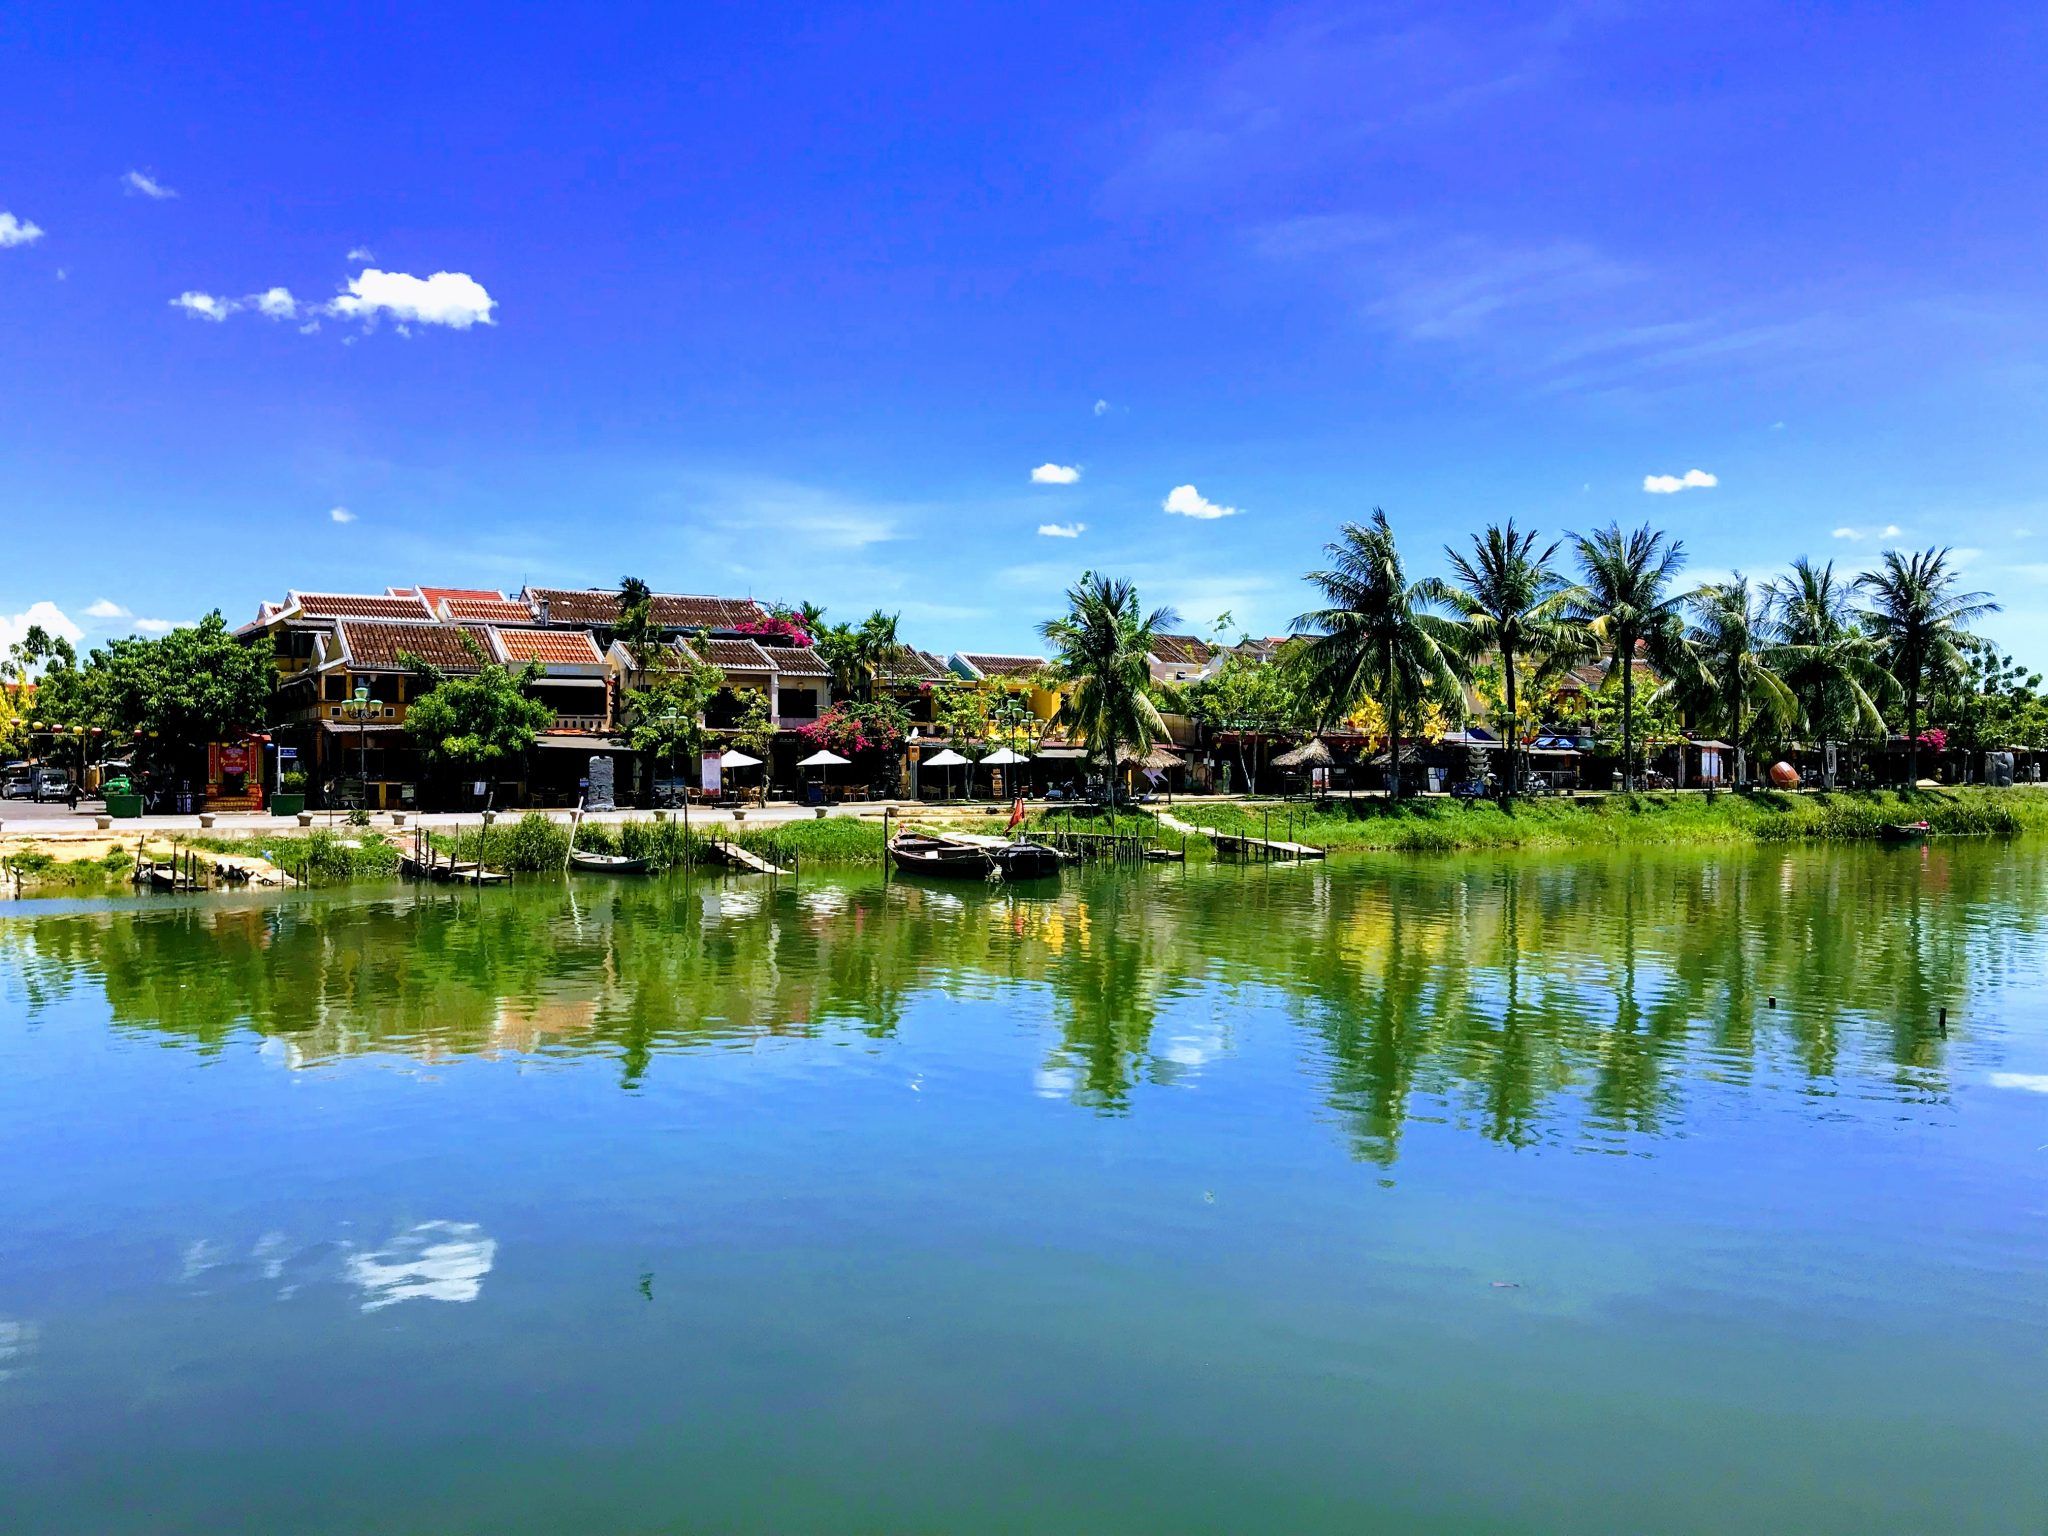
left=0, top=601, right=83, bottom=654
left=1163, top=483, right=1240, bottom=520
left=1031, top=463, right=1081, bottom=485
left=1831, top=527, right=1859, bottom=540
left=1093, top=399, right=1110, bottom=416
left=123, top=170, right=177, bottom=200
left=1038, top=522, right=1086, bottom=538
left=328, top=268, right=495, bottom=329
left=0, top=212, right=45, bottom=248
left=172, top=291, right=235, bottom=321
left=253, top=287, right=297, bottom=319
left=83, top=598, right=131, bottom=619
left=134, top=618, right=179, bottom=634
left=329, top=506, right=356, bottom=524
left=1642, top=469, right=1718, bottom=494
left=1831, top=523, right=1903, bottom=542
left=346, top=246, right=374, bottom=263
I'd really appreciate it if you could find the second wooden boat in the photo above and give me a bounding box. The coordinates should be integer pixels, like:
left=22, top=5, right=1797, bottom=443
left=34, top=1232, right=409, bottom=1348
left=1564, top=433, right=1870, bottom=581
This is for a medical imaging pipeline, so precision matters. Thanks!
left=888, top=833, right=1062, bottom=882
left=569, top=849, right=652, bottom=875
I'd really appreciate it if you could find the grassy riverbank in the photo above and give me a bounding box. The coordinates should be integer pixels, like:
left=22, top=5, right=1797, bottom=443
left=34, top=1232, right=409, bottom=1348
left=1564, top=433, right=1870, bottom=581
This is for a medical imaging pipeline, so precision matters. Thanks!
left=1169, top=786, right=2048, bottom=853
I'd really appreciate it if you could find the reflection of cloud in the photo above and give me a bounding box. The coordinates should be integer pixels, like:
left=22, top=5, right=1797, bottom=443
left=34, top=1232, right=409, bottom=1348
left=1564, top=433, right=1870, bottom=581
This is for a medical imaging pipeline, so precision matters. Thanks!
left=346, top=1221, right=497, bottom=1312
left=1987, top=1072, right=2048, bottom=1094
left=0, top=1318, right=36, bottom=1381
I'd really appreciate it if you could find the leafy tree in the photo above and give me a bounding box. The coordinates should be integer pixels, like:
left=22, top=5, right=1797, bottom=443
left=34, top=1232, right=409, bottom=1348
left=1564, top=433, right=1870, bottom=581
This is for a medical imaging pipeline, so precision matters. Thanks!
left=1293, top=510, right=1463, bottom=799
left=1855, top=547, right=1997, bottom=786
left=1683, top=576, right=1798, bottom=785
left=83, top=614, right=273, bottom=749
left=622, top=636, right=724, bottom=791
left=815, top=609, right=908, bottom=700
left=1420, top=521, right=1586, bottom=798
left=1763, top=558, right=1891, bottom=783
left=1566, top=524, right=1695, bottom=791
left=799, top=697, right=912, bottom=764
left=930, top=682, right=990, bottom=747
left=402, top=642, right=555, bottom=782
left=1929, top=637, right=2046, bottom=755
left=1039, top=572, right=1177, bottom=802
left=1181, top=652, right=1305, bottom=792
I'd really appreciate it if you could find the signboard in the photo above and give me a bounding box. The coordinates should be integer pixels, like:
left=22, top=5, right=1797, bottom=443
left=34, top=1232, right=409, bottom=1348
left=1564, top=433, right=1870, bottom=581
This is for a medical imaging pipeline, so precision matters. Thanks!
left=586, top=755, right=616, bottom=811
left=220, top=744, right=249, bottom=776
left=700, top=750, right=723, bottom=796
left=277, top=747, right=298, bottom=761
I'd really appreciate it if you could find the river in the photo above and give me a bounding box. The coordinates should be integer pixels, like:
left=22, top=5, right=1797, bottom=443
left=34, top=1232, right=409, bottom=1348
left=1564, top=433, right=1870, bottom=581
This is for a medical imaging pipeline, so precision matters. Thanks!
left=2, top=845, right=2044, bottom=1533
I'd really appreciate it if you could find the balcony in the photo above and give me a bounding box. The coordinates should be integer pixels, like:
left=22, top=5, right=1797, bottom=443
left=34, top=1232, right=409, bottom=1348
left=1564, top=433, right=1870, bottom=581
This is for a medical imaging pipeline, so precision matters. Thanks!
left=551, top=714, right=608, bottom=734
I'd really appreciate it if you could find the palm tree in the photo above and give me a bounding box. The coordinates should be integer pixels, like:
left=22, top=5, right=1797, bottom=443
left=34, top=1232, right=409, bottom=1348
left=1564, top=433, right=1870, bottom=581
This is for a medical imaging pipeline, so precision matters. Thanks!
left=1684, top=576, right=1798, bottom=785
left=1763, top=558, right=1891, bottom=786
left=1420, top=522, right=1586, bottom=798
left=1038, top=573, right=1177, bottom=802
left=1566, top=524, right=1693, bottom=791
left=1855, top=548, right=1997, bottom=787
left=1293, top=510, right=1464, bottom=800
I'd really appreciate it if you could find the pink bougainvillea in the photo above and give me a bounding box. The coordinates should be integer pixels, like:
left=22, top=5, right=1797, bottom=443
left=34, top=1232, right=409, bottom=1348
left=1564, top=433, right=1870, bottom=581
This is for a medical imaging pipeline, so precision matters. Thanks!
left=736, top=616, right=813, bottom=648
left=1915, top=727, right=1948, bottom=752
left=800, top=699, right=910, bottom=758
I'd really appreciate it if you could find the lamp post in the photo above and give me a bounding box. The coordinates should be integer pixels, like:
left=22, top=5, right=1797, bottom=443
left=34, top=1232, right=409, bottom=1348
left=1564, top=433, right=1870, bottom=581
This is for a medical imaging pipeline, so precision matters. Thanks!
left=341, top=685, right=382, bottom=812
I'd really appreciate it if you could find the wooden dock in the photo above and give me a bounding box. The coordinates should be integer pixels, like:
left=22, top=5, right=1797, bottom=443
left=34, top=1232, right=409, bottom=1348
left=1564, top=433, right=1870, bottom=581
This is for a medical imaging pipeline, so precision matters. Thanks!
left=1155, top=810, right=1324, bottom=862
left=703, top=835, right=791, bottom=876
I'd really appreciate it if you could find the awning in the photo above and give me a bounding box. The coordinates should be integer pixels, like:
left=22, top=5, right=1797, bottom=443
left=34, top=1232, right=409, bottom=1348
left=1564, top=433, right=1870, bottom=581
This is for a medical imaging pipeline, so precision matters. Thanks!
left=535, top=734, right=623, bottom=750
left=1689, top=739, right=1733, bottom=751
left=1035, top=746, right=1087, bottom=759
left=318, top=720, right=404, bottom=735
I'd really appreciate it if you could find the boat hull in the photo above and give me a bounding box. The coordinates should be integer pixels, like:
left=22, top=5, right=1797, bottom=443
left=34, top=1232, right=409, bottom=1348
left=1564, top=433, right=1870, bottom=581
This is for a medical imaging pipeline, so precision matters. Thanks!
left=570, top=852, right=652, bottom=875
left=887, top=836, right=1062, bottom=882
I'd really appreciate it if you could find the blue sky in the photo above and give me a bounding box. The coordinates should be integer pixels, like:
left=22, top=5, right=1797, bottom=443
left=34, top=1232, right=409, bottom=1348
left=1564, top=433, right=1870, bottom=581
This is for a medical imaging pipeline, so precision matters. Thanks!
left=5, top=1, right=2047, bottom=660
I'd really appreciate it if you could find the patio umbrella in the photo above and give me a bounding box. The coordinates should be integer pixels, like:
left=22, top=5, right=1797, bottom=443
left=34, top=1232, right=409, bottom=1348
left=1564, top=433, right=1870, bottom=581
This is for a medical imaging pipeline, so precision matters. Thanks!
left=922, top=746, right=968, bottom=800
left=978, top=745, right=1030, bottom=800
left=718, top=747, right=763, bottom=803
left=796, top=747, right=850, bottom=802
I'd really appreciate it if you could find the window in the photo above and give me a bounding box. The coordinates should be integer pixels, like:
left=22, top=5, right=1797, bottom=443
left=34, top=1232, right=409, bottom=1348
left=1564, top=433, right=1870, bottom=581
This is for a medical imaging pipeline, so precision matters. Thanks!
left=778, top=687, right=816, bottom=719
left=323, top=674, right=347, bottom=702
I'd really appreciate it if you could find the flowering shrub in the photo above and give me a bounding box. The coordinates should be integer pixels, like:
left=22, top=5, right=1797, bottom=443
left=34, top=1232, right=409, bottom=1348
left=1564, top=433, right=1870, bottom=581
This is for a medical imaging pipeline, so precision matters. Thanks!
left=799, top=699, right=910, bottom=759
left=736, top=616, right=813, bottom=648
left=1915, top=727, right=1948, bottom=752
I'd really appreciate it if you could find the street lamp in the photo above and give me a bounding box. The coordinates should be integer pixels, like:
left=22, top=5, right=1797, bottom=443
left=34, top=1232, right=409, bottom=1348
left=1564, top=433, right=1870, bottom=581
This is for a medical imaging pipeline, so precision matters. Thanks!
left=341, top=684, right=382, bottom=812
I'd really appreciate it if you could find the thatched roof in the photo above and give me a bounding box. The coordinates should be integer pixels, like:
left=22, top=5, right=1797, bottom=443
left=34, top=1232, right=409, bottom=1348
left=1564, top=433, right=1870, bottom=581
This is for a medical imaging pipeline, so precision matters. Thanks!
left=1272, top=737, right=1334, bottom=769
left=1116, top=744, right=1183, bottom=771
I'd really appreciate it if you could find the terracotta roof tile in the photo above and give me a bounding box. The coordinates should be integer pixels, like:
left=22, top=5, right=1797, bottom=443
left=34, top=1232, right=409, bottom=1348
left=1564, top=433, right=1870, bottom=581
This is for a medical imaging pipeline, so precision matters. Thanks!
left=687, top=638, right=773, bottom=672
left=439, top=597, right=535, bottom=623
left=1150, top=634, right=1216, bottom=666
left=958, top=652, right=1046, bottom=679
left=494, top=628, right=605, bottom=667
left=526, top=587, right=767, bottom=630
left=291, top=591, right=435, bottom=621
left=758, top=643, right=831, bottom=678
left=881, top=648, right=951, bottom=682
left=337, top=622, right=482, bottom=672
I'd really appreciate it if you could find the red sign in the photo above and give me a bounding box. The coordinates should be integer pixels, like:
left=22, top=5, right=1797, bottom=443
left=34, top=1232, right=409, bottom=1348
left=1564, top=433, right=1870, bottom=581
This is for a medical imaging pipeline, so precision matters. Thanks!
left=220, top=744, right=249, bottom=775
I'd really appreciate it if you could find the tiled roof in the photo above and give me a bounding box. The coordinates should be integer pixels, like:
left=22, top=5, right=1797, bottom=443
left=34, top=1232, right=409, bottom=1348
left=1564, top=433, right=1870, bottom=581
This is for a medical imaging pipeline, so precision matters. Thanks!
left=880, top=648, right=951, bottom=682
left=494, top=628, right=605, bottom=667
left=337, top=622, right=482, bottom=672
left=290, top=591, right=435, bottom=622
left=1150, top=634, right=1216, bottom=666
left=959, top=652, right=1046, bottom=680
left=684, top=638, right=774, bottom=672
left=417, top=586, right=510, bottom=608
left=525, top=587, right=767, bottom=630
left=758, top=643, right=831, bottom=678
left=438, top=596, right=535, bottom=623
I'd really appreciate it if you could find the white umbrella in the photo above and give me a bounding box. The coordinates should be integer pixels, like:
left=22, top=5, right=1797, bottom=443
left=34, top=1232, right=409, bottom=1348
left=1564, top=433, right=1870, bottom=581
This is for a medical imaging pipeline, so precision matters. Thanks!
left=720, top=748, right=762, bottom=767
left=796, top=749, right=850, bottom=767
left=980, top=747, right=1029, bottom=765
left=922, top=746, right=968, bottom=800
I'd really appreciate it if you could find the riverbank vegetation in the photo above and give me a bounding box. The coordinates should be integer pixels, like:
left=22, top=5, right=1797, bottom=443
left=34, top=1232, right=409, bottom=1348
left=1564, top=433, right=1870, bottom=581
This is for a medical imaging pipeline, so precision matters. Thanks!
left=1171, top=786, right=2048, bottom=853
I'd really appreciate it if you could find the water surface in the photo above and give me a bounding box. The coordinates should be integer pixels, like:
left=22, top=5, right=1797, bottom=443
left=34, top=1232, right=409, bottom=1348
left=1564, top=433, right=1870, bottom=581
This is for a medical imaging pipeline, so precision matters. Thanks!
left=3, top=845, right=2044, bottom=1533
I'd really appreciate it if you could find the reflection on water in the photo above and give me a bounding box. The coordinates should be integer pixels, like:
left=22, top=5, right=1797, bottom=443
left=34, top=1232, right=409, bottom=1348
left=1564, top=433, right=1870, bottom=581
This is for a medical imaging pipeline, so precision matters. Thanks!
left=2, top=848, right=2046, bottom=1535
left=4, top=845, right=2041, bottom=1160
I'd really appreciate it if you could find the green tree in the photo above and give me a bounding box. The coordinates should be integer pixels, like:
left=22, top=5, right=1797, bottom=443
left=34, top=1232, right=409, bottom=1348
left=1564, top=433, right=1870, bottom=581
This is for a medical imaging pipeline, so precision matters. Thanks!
left=622, top=636, right=724, bottom=795
left=1420, top=521, right=1587, bottom=798
left=1038, top=573, right=1177, bottom=803
left=815, top=609, right=908, bottom=701
left=402, top=644, right=555, bottom=788
left=930, top=682, right=990, bottom=748
left=1763, top=558, right=1891, bottom=784
left=1293, top=511, right=1463, bottom=799
left=1566, top=524, right=1695, bottom=791
left=615, top=575, right=658, bottom=664
left=84, top=614, right=273, bottom=749
left=1855, top=547, right=1997, bottom=787
left=1181, top=652, right=1305, bottom=792
left=1683, top=576, right=1798, bottom=785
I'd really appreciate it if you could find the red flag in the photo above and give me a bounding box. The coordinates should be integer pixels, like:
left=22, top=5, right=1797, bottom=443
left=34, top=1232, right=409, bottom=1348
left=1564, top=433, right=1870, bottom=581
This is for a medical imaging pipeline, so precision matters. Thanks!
left=1007, top=796, right=1026, bottom=831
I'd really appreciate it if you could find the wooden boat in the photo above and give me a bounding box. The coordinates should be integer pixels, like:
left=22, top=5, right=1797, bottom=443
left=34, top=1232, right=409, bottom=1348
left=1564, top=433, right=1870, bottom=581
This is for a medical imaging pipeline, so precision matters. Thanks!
left=1881, top=820, right=1932, bottom=842
left=888, top=833, right=1062, bottom=882
left=569, top=849, right=651, bottom=875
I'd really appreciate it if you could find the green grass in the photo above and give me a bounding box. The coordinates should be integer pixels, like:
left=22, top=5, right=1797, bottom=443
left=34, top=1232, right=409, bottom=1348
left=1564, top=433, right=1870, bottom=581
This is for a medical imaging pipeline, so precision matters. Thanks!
left=1168, top=786, right=2048, bottom=853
